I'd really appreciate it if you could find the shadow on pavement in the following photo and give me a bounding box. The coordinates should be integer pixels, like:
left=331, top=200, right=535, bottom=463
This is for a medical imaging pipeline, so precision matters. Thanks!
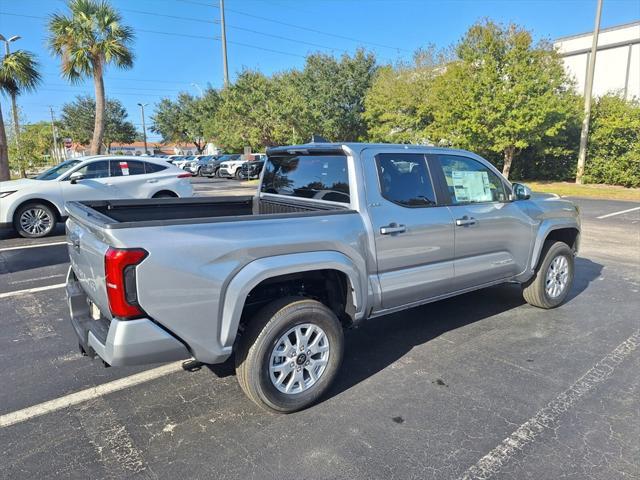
left=157, top=257, right=606, bottom=404
left=0, top=243, right=69, bottom=273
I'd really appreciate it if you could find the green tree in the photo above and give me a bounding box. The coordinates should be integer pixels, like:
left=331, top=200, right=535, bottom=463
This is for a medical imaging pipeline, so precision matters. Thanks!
left=205, top=70, right=299, bottom=151
left=295, top=49, right=377, bottom=142
left=364, top=47, right=449, bottom=143
left=584, top=94, right=640, bottom=187
left=151, top=89, right=219, bottom=153
left=49, top=0, right=134, bottom=155
left=426, top=20, right=576, bottom=179
left=7, top=121, right=65, bottom=170
left=0, top=48, right=41, bottom=180
left=60, top=95, right=136, bottom=151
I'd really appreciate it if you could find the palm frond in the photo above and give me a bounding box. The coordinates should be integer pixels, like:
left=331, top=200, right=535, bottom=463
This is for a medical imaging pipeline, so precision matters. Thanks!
left=0, top=50, right=41, bottom=96
left=47, top=0, right=134, bottom=81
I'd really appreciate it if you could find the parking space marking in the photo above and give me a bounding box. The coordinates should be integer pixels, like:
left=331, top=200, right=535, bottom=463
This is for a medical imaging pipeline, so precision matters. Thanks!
left=0, top=241, right=67, bottom=252
left=0, top=283, right=66, bottom=299
left=458, top=329, right=640, bottom=480
left=596, top=206, right=640, bottom=219
left=9, top=273, right=66, bottom=285
left=0, top=361, right=185, bottom=428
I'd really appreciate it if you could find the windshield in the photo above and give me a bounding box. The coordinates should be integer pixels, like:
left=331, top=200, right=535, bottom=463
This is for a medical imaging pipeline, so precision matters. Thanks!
left=34, top=160, right=82, bottom=180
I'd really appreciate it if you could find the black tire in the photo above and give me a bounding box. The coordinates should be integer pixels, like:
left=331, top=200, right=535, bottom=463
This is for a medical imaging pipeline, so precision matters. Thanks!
left=14, top=202, right=57, bottom=238
left=234, top=169, right=242, bottom=180
left=522, top=241, right=574, bottom=309
left=235, top=297, right=344, bottom=413
left=152, top=191, right=178, bottom=199
left=213, top=168, right=220, bottom=178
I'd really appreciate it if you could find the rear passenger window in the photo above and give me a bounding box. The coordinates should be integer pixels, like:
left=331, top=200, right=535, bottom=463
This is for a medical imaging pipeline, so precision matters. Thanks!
left=110, top=160, right=146, bottom=176
left=436, top=155, right=507, bottom=204
left=74, top=160, right=110, bottom=179
left=376, top=153, right=436, bottom=207
left=144, top=162, right=167, bottom=173
left=261, top=154, right=350, bottom=204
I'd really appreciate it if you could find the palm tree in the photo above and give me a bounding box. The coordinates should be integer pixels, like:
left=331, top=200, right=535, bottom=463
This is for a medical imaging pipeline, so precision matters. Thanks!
left=48, top=0, right=134, bottom=155
left=0, top=47, right=41, bottom=181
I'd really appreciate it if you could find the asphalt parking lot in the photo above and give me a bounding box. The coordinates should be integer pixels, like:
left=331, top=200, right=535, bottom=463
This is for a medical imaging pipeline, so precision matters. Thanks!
left=0, top=180, right=638, bottom=480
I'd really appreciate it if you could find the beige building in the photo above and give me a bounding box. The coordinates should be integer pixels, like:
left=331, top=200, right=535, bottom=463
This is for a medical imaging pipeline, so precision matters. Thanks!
left=554, top=21, right=640, bottom=99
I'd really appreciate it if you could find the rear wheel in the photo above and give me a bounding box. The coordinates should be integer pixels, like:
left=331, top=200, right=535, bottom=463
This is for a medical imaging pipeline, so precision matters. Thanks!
left=152, top=191, right=178, bottom=199
left=235, top=297, right=344, bottom=413
left=522, top=241, right=574, bottom=309
left=14, top=203, right=56, bottom=238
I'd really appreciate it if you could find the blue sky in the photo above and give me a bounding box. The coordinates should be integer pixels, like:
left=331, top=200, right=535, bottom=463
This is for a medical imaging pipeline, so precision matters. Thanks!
left=1, top=0, right=639, bottom=142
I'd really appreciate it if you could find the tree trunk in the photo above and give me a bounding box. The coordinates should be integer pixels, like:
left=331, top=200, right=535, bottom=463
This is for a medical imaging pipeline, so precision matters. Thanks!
left=91, top=64, right=106, bottom=155
left=0, top=102, right=9, bottom=181
left=10, top=93, right=26, bottom=178
left=502, top=146, right=515, bottom=179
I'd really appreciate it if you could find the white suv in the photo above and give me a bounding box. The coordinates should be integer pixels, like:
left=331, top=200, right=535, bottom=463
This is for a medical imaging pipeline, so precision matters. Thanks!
left=0, top=156, right=193, bottom=237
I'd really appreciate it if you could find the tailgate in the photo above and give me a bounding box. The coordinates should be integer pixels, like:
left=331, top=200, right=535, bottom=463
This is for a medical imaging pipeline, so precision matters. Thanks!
left=66, top=217, right=112, bottom=319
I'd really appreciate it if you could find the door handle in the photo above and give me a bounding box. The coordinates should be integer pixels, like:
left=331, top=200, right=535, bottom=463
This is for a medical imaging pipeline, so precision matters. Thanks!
left=147, top=179, right=159, bottom=183
left=380, top=223, right=406, bottom=235
left=455, top=216, right=477, bottom=226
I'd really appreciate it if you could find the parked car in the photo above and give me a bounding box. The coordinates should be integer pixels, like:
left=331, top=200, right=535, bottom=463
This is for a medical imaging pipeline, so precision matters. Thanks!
left=65, top=142, right=580, bottom=412
left=238, top=158, right=265, bottom=179
left=173, top=155, right=194, bottom=170
left=200, top=154, right=241, bottom=177
left=0, top=156, right=193, bottom=238
left=218, top=154, right=265, bottom=179
left=186, top=155, right=219, bottom=176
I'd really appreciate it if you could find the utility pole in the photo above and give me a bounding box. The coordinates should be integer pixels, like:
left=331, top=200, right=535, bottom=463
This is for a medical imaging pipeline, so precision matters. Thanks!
left=0, top=34, right=24, bottom=177
left=137, top=103, right=149, bottom=155
left=219, top=0, right=230, bottom=88
left=575, top=0, right=603, bottom=185
left=49, top=106, right=60, bottom=163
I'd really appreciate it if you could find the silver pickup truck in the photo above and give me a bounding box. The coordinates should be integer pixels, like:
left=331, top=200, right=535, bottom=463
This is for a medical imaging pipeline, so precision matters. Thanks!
left=65, top=142, right=580, bottom=412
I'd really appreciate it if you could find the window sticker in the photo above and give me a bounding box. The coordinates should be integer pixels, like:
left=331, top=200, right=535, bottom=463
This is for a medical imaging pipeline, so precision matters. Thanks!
left=119, top=161, right=130, bottom=176
left=451, top=170, right=492, bottom=202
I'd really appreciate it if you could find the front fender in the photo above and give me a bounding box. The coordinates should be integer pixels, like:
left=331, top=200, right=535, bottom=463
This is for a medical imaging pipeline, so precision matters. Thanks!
left=529, top=219, right=581, bottom=270
left=218, top=251, right=366, bottom=350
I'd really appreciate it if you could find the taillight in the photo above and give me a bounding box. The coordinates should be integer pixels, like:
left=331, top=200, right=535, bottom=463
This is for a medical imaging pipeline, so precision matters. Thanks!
left=104, top=247, right=148, bottom=319
left=177, top=173, right=192, bottom=178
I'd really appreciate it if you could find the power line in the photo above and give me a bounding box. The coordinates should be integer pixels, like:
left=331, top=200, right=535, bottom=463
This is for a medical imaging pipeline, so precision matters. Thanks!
left=2, top=11, right=310, bottom=59
left=174, top=0, right=410, bottom=52
left=45, top=83, right=184, bottom=93
left=120, top=6, right=350, bottom=53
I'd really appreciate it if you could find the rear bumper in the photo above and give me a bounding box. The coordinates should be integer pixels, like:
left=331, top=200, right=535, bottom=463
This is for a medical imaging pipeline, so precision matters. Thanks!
left=66, top=267, right=191, bottom=366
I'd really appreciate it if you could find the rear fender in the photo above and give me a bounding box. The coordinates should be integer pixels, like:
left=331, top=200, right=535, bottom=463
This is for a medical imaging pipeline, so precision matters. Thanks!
left=219, top=251, right=365, bottom=349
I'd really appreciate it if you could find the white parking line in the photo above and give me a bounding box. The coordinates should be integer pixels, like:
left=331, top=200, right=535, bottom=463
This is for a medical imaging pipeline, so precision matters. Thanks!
left=596, top=206, right=640, bottom=219
left=0, top=283, right=66, bottom=299
left=458, top=329, right=640, bottom=480
left=0, top=241, right=67, bottom=252
left=0, top=361, right=185, bottom=428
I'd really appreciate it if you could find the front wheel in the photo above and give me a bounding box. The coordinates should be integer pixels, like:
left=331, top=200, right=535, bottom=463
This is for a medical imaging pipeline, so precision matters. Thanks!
left=14, top=203, right=56, bottom=238
left=235, top=297, right=344, bottom=413
left=234, top=169, right=242, bottom=180
left=522, top=241, right=574, bottom=309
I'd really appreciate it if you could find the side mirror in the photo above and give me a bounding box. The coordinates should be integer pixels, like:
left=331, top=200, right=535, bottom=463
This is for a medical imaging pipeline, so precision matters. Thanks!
left=69, top=172, right=85, bottom=184
left=512, top=182, right=532, bottom=200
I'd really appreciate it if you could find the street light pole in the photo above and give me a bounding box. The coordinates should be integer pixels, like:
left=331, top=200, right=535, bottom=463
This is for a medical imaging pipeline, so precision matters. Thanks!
left=219, top=0, right=230, bottom=88
left=49, top=106, right=60, bottom=163
left=575, top=0, right=603, bottom=185
left=0, top=34, right=25, bottom=177
left=137, top=103, right=149, bottom=155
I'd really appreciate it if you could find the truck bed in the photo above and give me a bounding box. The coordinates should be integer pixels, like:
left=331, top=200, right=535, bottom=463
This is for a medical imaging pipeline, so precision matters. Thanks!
left=67, top=195, right=349, bottom=229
